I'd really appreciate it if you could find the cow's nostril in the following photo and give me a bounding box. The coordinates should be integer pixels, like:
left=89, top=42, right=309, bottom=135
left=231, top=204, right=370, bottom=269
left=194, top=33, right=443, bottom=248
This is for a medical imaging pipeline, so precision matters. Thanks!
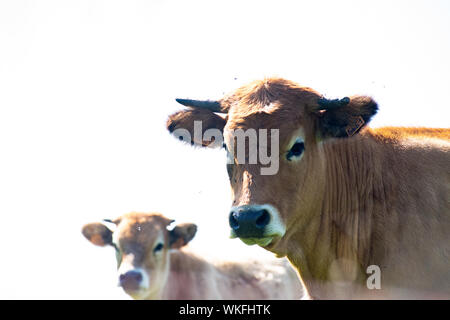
left=229, top=212, right=239, bottom=230
left=256, top=210, right=271, bottom=228
left=135, top=272, right=142, bottom=282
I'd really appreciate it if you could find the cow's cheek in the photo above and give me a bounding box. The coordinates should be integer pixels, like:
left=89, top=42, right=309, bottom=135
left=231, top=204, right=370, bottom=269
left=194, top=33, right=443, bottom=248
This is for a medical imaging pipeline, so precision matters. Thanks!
left=275, top=162, right=309, bottom=228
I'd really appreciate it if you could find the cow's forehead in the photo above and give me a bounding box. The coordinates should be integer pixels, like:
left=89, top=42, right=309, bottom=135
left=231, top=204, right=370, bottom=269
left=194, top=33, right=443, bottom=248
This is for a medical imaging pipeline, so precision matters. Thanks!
left=224, top=78, right=321, bottom=129
left=226, top=104, right=303, bottom=131
left=114, top=212, right=171, bottom=247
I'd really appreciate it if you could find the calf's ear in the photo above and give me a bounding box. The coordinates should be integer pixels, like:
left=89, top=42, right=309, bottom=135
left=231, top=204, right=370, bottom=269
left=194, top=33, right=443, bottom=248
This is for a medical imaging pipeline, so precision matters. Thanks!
left=166, top=109, right=226, bottom=148
left=169, top=223, right=198, bottom=249
left=315, top=95, right=378, bottom=139
left=82, top=223, right=113, bottom=247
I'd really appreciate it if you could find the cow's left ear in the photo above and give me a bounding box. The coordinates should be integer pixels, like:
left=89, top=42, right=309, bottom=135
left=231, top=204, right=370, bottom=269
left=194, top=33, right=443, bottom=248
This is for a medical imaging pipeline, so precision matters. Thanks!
left=169, top=223, right=197, bottom=249
left=314, top=95, right=378, bottom=139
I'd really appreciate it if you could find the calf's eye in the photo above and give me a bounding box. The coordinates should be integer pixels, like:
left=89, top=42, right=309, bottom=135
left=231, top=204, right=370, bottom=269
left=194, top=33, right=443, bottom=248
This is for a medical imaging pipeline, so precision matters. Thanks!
left=153, top=243, right=164, bottom=253
left=287, top=142, right=305, bottom=161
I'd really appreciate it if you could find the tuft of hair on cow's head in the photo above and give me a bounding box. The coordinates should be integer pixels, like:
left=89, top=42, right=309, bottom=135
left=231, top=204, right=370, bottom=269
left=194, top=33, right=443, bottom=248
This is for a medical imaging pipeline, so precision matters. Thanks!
left=312, top=95, right=378, bottom=139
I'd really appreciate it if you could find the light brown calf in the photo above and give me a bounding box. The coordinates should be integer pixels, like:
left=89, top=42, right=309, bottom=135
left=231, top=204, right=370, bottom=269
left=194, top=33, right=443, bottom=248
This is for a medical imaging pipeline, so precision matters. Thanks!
left=167, top=77, right=450, bottom=299
left=82, top=212, right=304, bottom=299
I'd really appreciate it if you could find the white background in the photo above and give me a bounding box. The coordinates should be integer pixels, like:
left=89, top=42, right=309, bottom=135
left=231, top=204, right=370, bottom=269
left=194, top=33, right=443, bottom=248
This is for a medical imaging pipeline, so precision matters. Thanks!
left=0, top=0, right=449, bottom=299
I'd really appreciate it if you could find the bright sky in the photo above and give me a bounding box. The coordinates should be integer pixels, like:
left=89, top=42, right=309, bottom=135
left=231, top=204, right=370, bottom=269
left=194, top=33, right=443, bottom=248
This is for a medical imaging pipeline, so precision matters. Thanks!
left=0, top=0, right=449, bottom=299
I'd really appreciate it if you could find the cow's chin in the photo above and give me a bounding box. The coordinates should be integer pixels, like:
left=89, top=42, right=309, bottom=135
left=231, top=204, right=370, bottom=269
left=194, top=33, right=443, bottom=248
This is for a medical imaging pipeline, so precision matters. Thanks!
left=230, top=230, right=285, bottom=250
left=123, top=287, right=151, bottom=300
left=239, top=237, right=274, bottom=247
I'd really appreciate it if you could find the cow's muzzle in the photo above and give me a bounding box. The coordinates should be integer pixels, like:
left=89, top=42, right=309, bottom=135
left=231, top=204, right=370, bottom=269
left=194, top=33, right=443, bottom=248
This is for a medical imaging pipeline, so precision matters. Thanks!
left=229, top=207, right=270, bottom=237
left=228, top=204, right=286, bottom=247
left=119, top=270, right=143, bottom=292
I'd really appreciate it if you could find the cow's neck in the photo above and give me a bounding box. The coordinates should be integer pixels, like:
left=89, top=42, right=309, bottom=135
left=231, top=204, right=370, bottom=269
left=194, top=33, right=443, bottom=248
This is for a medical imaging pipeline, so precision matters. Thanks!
left=322, top=133, right=382, bottom=267
left=288, top=132, right=387, bottom=298
left=159, top=249, right=215, bottom=300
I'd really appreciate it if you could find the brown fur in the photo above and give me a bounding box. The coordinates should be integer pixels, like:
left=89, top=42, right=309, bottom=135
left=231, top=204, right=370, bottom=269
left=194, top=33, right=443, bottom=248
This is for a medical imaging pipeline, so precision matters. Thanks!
left=167, top=77, right=450, bottom=299
left=371, top=126, right=450, bottom=141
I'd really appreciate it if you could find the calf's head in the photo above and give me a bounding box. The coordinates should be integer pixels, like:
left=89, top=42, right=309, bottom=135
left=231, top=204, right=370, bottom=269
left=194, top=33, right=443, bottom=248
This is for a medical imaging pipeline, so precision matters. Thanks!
left=167, top=78, right=377, bottom=255
left=82, top=212, right=197, bottom=299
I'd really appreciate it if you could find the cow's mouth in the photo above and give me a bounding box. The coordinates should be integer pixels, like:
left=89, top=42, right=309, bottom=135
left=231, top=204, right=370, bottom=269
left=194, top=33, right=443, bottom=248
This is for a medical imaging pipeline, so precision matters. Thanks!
left=239, top=237, right=273, bottom=247
left=230, top=230, right=276, bottom=247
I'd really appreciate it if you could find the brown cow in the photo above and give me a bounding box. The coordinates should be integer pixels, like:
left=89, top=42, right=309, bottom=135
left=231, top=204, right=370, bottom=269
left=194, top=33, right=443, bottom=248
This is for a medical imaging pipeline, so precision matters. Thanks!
left=166, top=77, right=450, bottom=299
left=82, top=212, right=304, bottom=299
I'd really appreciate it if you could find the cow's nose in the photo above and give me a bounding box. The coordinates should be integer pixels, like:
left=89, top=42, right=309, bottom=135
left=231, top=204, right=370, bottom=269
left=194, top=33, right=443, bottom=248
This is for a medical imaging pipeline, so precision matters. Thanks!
left=229, top=207, right=271, bottom=237
left=119, top=270, right=143, bottom=292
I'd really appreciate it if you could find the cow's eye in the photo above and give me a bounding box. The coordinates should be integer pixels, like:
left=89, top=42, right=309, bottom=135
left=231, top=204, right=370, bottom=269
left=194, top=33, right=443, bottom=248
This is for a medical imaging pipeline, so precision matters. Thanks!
left=153, top=243, right=164, bottom=253
left=287, top=142, right=305, bottom=161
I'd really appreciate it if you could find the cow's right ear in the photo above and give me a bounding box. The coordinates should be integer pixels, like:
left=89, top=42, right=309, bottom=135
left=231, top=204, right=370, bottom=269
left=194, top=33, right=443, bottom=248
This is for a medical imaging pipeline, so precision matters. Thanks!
left=169, top=223, right=197, bottom=249
left=81, top=223, right=113, bottom=247
left=166, top=109, right=226, bottom=148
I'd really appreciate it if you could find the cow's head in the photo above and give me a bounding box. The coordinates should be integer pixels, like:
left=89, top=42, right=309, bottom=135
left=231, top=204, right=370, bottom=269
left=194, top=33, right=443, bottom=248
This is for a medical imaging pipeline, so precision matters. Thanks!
left=167, top=78, right=377, bottom=256
left=82, top=212, right=197, bottom=299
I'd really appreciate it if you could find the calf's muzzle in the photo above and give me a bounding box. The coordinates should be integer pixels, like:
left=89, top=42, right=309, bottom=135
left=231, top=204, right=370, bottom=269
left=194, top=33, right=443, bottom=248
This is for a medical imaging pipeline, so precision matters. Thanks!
left=119, top=270, right=143, bottom=292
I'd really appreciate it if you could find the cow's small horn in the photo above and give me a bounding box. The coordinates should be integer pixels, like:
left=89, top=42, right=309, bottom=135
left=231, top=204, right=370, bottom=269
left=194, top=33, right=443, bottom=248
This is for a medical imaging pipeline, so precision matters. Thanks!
left=175, top=98, right=224, bottom=113
left=103, top=218, right=120, bottom=225
left=317, top=97, right=350, bottom=110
